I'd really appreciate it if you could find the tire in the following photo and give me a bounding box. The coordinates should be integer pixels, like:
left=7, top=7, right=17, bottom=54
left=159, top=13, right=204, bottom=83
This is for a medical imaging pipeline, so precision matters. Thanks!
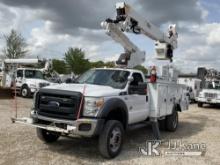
left=21, top=85, right=31, bottom=98
left=36, top=128, right=60, bottom=143
left=99, top=120, right=124, bottom=158
left=198, top=102, right=203, bottom=107
left=159, top=119, right=166, bottom=131
left=165, top=110, right=178, bottom=132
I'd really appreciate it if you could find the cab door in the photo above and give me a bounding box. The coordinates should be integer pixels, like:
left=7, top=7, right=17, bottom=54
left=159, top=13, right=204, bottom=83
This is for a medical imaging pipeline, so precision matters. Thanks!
left=16, top=69, right=24, bottom=88
left=126, top=72, right=149, bottom=124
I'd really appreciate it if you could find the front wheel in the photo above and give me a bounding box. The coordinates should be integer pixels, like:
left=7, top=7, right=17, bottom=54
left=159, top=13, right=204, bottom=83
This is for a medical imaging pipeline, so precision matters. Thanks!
left=21, top=85, right=31, bottom=98
left=166, top=110, right=178, bottom=132
left=36, top=128, right=60, bottom=143
left=99, top=120, right=124, bottom=158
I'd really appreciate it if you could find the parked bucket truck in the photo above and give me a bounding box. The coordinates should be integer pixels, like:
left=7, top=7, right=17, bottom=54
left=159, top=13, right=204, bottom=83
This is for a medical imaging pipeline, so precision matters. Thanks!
left=12, top=2, right=188, bottom=158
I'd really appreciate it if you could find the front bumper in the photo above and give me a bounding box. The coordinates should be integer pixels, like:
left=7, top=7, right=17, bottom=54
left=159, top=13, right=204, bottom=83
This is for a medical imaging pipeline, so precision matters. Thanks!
left=197, top=97, right=220, bottom=104
left=30, top=87, right=38, bottom=93
left=12, top=112, right=104, bottom=137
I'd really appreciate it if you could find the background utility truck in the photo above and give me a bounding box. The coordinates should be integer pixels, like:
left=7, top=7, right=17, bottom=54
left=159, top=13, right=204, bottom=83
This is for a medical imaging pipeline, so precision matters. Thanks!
left=12, top=2, right=189, bottom=158
left=197, top=67, right=220, bottom=107
left=0, top=58, right=58, bottom=97
left=178, top=74, right=201, bottom=102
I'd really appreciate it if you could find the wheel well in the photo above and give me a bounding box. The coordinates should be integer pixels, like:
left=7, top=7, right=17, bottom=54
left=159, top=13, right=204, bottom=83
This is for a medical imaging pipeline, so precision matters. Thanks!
left=176, top=104, right=181, bottom=112
left=21, top=84, right=28, bottom=89
left=106, top=108, right=127, bottom=129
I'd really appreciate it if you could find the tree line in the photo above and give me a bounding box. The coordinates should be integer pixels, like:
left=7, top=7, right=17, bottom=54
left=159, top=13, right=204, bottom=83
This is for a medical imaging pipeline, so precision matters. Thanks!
left=1, top=29, right=148, bottom=75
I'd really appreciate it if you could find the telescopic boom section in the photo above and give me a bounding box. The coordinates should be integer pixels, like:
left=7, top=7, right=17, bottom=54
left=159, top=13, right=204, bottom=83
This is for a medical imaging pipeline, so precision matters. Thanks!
left=101, top=21, right=145, bottom=68
left=101, top=2, right=178, bottom=67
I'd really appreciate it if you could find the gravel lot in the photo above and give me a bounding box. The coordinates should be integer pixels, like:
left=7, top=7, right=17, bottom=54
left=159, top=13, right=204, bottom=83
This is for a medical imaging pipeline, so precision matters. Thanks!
left=0, top=97, right=220, bottom=165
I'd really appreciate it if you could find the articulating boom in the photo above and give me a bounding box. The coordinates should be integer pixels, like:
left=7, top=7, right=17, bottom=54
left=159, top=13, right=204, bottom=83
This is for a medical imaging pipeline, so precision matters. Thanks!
left=101, top=2, right=178, bottom=68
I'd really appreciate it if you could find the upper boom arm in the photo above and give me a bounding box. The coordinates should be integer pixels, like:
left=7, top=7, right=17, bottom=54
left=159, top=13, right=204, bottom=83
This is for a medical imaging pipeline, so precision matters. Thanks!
left=101, top=2, right=178, bottom=66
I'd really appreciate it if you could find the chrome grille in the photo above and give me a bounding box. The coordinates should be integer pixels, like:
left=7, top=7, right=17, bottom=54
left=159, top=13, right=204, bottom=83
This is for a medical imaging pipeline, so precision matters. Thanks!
left=204, top=93, right=217, bottom=98
left=36, top=89, right=82, bottom=120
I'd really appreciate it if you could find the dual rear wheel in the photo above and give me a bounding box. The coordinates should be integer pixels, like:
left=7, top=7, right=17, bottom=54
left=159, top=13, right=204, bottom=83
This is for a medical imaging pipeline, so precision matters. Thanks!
left=159, top=110, right=178, bottom=132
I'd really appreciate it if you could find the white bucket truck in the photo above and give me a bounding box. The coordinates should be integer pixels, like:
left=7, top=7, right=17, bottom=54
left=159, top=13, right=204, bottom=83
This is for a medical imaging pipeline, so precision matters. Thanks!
left=12, top=2, right=188, bottom=158
left=178, top=74, right=202, bottom=102
left=197, top=67, right=220, bottom=107
left=0, top=58, right=57, bottom=97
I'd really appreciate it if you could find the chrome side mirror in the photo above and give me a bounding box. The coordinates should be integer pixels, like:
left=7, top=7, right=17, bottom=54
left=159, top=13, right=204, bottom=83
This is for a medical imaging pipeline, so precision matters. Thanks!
left=127, top=76, right=134, bottom=82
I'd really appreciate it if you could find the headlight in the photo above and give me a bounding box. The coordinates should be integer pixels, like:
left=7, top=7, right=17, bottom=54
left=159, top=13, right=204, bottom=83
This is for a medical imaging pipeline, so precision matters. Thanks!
left=83, top=97, right=104, bottom=117
left=29, top=84, right=37, bottom=88
left=32, top=91, right=38, bottom=110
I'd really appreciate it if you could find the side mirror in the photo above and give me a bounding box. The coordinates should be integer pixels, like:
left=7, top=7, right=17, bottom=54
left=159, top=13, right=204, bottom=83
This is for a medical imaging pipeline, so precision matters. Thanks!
left=127, top=76, right=134, bottom=82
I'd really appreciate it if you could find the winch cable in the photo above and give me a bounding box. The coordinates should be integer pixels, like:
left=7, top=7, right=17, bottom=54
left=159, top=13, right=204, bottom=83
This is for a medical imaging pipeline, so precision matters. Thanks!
left=77, top=84, right=86, bottom=119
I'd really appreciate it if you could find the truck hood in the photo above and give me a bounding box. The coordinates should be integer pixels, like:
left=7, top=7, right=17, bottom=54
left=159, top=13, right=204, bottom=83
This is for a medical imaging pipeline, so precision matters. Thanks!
left=43, top=83, right=122, bottom=97
left=26, top=79, right=55, bottom=86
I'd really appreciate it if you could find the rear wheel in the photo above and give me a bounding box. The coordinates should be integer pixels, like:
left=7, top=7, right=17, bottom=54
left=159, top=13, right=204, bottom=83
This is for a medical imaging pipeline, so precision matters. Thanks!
left=159, top=119, right=166, bottom=131
left=99, top=120, right=124, bottom=158
left=36, top=128, right=60, bottom=143
left=165, top=110, right=178, bottom=132
left=198, top=102, right=203, bottom=107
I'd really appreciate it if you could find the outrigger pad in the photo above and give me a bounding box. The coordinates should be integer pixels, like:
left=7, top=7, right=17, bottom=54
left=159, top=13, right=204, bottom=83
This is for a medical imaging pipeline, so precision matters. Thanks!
left=0, top=88, right=13, bottom=99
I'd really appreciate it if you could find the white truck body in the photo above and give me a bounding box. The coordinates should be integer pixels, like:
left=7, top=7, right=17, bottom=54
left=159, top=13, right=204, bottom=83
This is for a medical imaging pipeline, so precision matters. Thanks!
left=13, top=68, right=188, bottom=130
left=0, top=59, right=56, bottom=97
left=12, top=68, right=189, bottom=158
left=178, top=77, right=201, bottom=102
left=15, top=68, right=54, bottom=96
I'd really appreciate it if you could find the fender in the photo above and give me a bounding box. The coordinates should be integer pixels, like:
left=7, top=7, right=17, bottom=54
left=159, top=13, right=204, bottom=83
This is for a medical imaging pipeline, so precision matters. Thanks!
left=98, top=98, right=128, bottom=129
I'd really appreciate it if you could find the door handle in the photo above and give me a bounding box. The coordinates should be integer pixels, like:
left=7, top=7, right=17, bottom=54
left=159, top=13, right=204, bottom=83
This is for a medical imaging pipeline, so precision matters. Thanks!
left=164, top=99, right=166, bottom=102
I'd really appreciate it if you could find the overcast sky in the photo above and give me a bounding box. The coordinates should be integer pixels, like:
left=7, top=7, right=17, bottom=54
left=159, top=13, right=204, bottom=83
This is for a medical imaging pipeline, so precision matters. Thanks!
left=0, top=0, right=219, bottom=73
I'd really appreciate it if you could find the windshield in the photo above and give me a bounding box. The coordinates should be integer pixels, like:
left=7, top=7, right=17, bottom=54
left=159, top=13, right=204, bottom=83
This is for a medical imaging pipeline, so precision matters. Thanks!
left=205, top=81, right=220, bottom=90
left=25, top=70, right=44, bottom=79
left=76, top=69, right=130, bottom=89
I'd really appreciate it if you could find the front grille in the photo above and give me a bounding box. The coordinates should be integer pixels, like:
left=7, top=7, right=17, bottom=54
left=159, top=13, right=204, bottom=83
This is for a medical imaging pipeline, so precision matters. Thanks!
left=35, top=89, right=82, bottom=120
left=39, top=83, right=50, bottom=88
left=204, top=93, right=217, bottom=98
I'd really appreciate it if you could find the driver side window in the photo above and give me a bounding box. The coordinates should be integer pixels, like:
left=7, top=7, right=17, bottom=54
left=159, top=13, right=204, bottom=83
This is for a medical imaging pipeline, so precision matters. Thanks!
left=17, top=70, right=23, bottom=78
left=129, top=73, right=145, bottom=95
left=130, top=73, right=143, bottom=86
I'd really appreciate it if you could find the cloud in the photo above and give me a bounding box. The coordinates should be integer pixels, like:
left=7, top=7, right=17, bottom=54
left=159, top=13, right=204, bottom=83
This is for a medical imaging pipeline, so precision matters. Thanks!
left=0, top=0, right=206, bottom=34
left=0, top=0, right=219, bottom=74
left=173, top=23, right=220, bottom=72
left=139, top=0, right=207, bottom=25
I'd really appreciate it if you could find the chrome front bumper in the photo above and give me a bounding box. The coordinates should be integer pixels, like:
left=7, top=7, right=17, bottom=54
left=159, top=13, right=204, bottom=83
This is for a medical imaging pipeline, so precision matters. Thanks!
left=12, top=114, right=104, bottom=137
left=197, top=97, right=220, bottom=104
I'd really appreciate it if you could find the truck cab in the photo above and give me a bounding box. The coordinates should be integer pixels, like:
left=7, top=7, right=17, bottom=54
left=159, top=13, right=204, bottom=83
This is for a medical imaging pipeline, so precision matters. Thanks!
left=197, top=80, right=220, bottom=107
left=33, top=68, right=149, bottom=125
left=16, top=68, right=53, bottom=97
